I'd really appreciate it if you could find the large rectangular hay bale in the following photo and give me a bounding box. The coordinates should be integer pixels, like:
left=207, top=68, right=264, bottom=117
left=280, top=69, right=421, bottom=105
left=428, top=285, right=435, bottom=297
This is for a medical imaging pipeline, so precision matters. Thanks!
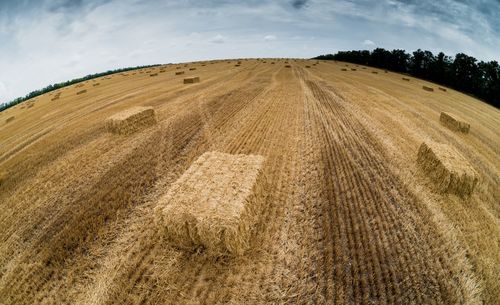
left=175, top=71, right=185, bottom=75
left=155, top=151, right=266, bottom=256
left=422, top=86, right=434, bottom=92
left=76, top=89, right=87, bottom=95
left=417, top=141, right=478, bottom=197
left=402, top=77, right=410, bottom=81
left=105, top=106, right=156, bottom=135
left=183, top=77, right=200, bottom=84
left=440, top=112, right=470, bottom=133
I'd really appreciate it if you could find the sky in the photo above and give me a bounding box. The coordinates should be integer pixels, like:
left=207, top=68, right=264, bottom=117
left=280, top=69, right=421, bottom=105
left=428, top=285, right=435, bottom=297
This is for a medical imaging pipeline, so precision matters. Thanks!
left=0, top=0, right=499, bottom=104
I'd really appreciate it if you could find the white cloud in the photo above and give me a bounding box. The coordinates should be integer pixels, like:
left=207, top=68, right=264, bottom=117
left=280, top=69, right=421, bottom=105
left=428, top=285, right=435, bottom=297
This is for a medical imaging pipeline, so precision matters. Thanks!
left=363, top=39, right=375, bottom=46
left=264, top=35, right=277, bottom=41
left=210, top=34, right=225, bottom=43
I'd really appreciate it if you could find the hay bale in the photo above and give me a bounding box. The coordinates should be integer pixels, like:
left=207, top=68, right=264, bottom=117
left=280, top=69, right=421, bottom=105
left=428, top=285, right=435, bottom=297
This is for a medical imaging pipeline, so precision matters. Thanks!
left=384, top=70, right=388, bottom=73
left=176, top=67, right=181, bottom=69
left=235, top=64, right=240, bottom=67
left=105, top=106, right=157, bottom=135
left=372, top=71, right=378, bottom=74
left=351, top=68, right=357, bottom=71
left=422, top=86, right=434, bottom=92
left=271, top=62, right=275, bottom=64
left=175, top=71, right=185, bottom=75
left=76, top=90, right=87, bottom=95
left=417, top=141, right=478, bottom=197
left=439, top=87, right=447, bottom=92
left=341, top=68, right=347, bottom=71
left=27, top=103, right=34, bottom=108
left=183, top=77, right=200, bottom=84
left=155, top=151, right=266, bottom=256
left=5, top=116, right=15, bottom=123
left=285, top=65, right=291, bottom=68
left=93, top=83, right=100, bottom=87
left=150, top=73, right=158, bottom=77
left=189, top=68, right=196, bottom=71
left=402, top=77, right=410, bottom=81
left=439, top=112, right=470, bottom=133
left=305, top=65, right=311, bottom=68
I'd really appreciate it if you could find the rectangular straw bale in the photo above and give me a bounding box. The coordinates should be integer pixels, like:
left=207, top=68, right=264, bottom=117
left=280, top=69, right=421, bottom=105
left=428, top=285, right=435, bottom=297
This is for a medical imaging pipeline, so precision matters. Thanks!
left=285, top=65, right=291, bottom=68
left=372, top=71, right=378, bottom=74
left=105, top=106, right=156, bottom=135
left=6, top=116, right=15, bottom=123
left=175, top=71, right=185, bottom=75
left=305, top=65, right=311, bottom=68
left=417, top=141, right=478, bottom=197
left=341, top=68, right=347, bottom=71
left=189, top=68, right=196, bottom=71
left=439, top=87, right=447, bottom=92
left=440, top=112, right=470, bottom=133
left=422, top=86, right=434, bottom=92
left=76, top=90, right=87, bottom=95
left=402, top=77, right=410, bottom=81
left=93, top=83, right=100, bottom=86
left=155, top=151, right=266, bottom=256
left=184, top=77, right=200, bottom=84
left=150, top=73, right=158, bottom=77
left=351, top=68, right=357, bottom=71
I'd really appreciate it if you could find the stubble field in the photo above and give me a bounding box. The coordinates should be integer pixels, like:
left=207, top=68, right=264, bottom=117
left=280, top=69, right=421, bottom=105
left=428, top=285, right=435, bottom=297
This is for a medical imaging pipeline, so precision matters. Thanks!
left=0, top=59, right=498, bottom=304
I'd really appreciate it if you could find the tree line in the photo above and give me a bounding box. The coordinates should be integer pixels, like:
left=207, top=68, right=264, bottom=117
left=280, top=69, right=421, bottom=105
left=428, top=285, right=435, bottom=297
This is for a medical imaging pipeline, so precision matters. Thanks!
left=314, top=48, right=499, bottom=108
left=0, top=64, right=161, bottom=112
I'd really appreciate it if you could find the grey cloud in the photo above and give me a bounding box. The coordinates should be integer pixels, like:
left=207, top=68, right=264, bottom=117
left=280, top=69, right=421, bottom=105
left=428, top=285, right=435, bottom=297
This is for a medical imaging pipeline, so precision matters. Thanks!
left=291, top=0, right=309, bottom=9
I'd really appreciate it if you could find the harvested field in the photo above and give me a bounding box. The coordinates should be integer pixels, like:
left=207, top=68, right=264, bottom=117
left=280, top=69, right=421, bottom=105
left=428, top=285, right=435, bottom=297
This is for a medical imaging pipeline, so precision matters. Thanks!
left=440, top=112, right=470, bottom=133
left=0, top=59, right=498, bottom=305
left=155, top=151, right=266, bottom=256
left=417, top=141, right=478, bottom=197
left=105, top=106, right=156, bottom=135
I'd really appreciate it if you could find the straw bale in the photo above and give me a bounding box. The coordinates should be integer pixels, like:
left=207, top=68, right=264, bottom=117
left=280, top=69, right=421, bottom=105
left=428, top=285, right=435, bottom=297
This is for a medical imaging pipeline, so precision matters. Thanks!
left=351, top=68, right=357, bottom=71
left=189, top=68, right=196, bottom=71
left=285, top=65, right=291, bottom=68
left=184, top=77, right=200, bottom=84
left=305, top=65, right=311, bottom=68
left=439, top=87, right=447, bottom=92
left=6, top=116, right=15, bottom=123
left=175, top=71, right=185, bottom=75
left=440, top=112, right=470, bottom=134
left=105, top=106, right=156, bottom=135
left=155, top=151, right=266, bottom=256
left=76, top=90, right=87, bottom=95
left=341, top=68, right=347, bottom=71
left=372, top=71, right=378, bottom=74
left=417, top=141, right=478, bottom=197
left=402, top=77, right=410, bottom=81
left=93, top=83, right=100, bottom=87
left=150, top=73, right=158, bottom=77
left=423, top=86, right=434, bottom=92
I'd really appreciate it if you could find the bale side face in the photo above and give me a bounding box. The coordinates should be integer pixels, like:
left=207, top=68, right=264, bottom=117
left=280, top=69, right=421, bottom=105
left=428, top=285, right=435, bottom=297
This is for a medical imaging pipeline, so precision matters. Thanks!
left=175, top=71, right=185, bottom=75
left=155, top=151, right=266, bottom=256
left=417, top=141, right=478, bottom=197
left=423, top=86, right=434, bottom=92
left=440, top=112, right=470, bottom=133
left=105, top=106, right=156, bottom=135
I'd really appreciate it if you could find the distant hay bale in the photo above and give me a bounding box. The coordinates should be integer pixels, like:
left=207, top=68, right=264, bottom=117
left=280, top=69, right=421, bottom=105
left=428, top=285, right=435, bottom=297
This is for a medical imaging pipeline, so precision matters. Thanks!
left=285, top=65, right=291, bottom=68
left=305, top=65, right=311, bottom=68
left=184, top=77, right=200, bottom=84
left=271, top=62, right=275, bottom=64
left=150, top=73, right=158, bottom=77
left=27, top=103, right=34, bottom=108
left=362, top=67, right=366, bottom=69
left=155, top=151, right=266, bottom=256
left=93, top=83, right=100, bottom=87
left=372, top=71, right=378, bottom=74
left=351, top=68, right=357, bottom=71
left=422, top=86, right=434, bottom=92
left=75, top=83, right=84, bottom=88
left=417, top=141, right=478, bottom=197
left=440, top=112, right=470, bottom=134
left=341, top=68, right=347, bottom=71
left=189, top=68, right=196, bottom=71
left=439, top=87, right=447, bottom=92
left=235, top=64, right=240, bottom=67
left=5, top=116, right=15, bottom=123
left=384, top=70, right=388, bottom=73
left=76, top=90, right=87, bottom=95
left=105, top=106, right=157, bottom=135
left=402, top=77, right=410, bottom=81
left=175, top=71, right=185, bottom=75
left=176, top=67, right=181, bottom=69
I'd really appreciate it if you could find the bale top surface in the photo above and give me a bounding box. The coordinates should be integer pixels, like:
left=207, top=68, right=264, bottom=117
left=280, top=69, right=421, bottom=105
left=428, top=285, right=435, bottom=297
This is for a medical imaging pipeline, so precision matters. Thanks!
left=159, top=151, right=264, bottom=220
left=419, top=141, right=477, bottom=179
left=107, top=106, right=154, bottom=121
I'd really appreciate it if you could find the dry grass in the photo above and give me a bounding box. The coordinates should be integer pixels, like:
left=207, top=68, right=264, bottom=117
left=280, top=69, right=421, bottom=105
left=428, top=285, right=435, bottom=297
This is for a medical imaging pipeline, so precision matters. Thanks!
left=417, top=141, right=479, bottom=197
left=440, top=112, right=470, bottom=133
left=155, top=151, right=266, bottom=256
left=0, top=58, right=498, bottom=305
left=105, top=106, right=157, bottom=135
